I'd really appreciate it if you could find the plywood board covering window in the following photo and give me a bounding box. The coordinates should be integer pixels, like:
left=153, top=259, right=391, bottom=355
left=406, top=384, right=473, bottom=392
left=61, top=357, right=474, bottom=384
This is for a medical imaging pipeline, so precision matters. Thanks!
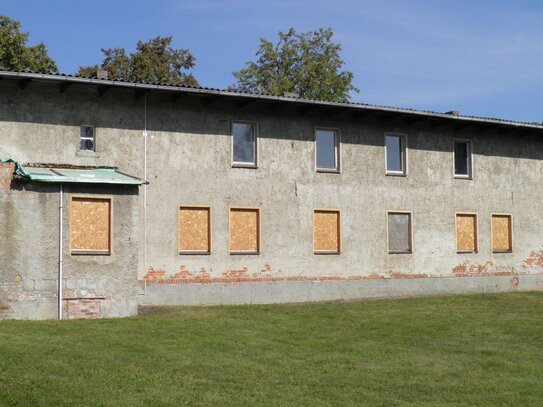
left=179, top=206, right=211, bottom=254
left=229, top=208, right=260, bottom=254
left=456, top=213, right=477, bottom=253
left=70, top=197, right=111, bottom=254
left=492, top=214, right=512, bottom=253
left=313, top=210, right=341, bottom=253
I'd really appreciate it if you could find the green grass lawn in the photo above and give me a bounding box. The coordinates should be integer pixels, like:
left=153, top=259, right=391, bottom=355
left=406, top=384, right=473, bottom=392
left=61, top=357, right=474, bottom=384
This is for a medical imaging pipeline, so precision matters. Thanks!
left=1, top=293, right=542, bottom=406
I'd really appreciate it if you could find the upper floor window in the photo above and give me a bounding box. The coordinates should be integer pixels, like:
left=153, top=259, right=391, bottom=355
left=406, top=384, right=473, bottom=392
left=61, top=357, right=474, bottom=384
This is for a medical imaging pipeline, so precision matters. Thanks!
left=385, top=133, right=407, bottom=175
left=454, top=139, right=472, bottom=178
left=232, top=121, right=257, bottom=167
left=80, top=126, right=95, bottom=151
left=315, top=128, right=340, bottom=172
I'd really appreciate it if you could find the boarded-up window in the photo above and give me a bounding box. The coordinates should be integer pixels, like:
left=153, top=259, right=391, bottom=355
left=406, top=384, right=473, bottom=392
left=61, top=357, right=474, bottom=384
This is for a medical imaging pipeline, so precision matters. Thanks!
left=70, top=197, right=111, bottom=254
left=492, top=214, right=512, bottom=253
left=387, top=212, right=412, bottom=253
left=313, top=210, right=341, bottom=253
left=229, top=208, right=260, bottom=253
left=456, top=213, right=477, bottom=252
left=179, top=206, right=211, bottom=254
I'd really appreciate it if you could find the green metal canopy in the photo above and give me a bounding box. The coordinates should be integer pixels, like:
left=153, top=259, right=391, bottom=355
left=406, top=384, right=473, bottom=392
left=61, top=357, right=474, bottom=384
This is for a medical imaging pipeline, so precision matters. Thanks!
left=1, top=159, right=147, bottom=185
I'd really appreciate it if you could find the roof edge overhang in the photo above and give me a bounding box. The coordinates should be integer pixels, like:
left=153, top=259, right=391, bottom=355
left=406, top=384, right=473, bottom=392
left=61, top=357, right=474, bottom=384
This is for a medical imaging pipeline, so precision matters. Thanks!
left=1, top=159, right=148, bottom=185
left=1, top=70, right=542, bottom=131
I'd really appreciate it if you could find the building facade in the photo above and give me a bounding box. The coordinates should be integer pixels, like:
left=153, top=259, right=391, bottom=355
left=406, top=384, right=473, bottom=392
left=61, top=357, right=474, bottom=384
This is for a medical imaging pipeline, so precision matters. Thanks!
left=1, top=71, right=543, bottom=319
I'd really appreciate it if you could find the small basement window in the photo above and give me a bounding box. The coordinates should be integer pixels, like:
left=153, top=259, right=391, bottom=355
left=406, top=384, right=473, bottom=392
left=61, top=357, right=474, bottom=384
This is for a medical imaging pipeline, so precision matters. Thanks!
left=385, top=134, right=407, bottom=175
left=80, top=126, right=95, bottom=151
left=454, top=139, right=472, bottom=178
left=178, top=206, right=211, bottom=254
left=387, top=212, right=412, bottom=253
left=313, top=209, right=341, bottom=254
left=232, top=122, right=257, bottom=167
left=70, top=196, right=112, bottom=255
left=456, top=213, right=478, bottom=253
left=229, top=207, right=260, bottom=254
left=492, top=214, right=512, bottom=253
left=315, top=128, right=340, bottom=172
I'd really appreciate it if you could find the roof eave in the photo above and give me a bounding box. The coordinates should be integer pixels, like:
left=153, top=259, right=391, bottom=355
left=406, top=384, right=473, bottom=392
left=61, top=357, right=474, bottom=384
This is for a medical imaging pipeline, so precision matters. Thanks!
left=1, top=70, right=542, bottom=131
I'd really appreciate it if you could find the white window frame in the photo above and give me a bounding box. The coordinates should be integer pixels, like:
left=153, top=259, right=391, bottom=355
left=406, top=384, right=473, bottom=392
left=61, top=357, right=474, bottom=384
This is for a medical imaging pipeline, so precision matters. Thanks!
left=386, top=210, right=413, bottom=254
left=453, top=139, right=473, bottom=179
left=79, top=125, right=95, bottom=152
left=384, top=133, right=408, bottom=176
left=314, top=127, right=341, bottom=173
left=231, top=121, right=258, bottom=168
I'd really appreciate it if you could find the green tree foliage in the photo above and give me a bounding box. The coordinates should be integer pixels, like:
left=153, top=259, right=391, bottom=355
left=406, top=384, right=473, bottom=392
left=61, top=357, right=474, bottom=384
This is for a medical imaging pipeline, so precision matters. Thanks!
left=233, top=28, right=358, bottom=102
left=0, top=15, right=58, bottom=73
left=78, top=36, right=198, bottom=86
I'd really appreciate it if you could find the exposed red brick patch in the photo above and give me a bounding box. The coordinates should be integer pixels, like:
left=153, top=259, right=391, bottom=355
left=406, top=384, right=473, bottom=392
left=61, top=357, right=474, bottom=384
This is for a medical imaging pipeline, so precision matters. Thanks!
left=0, top=162, right=15, bottom=191
left=138, top=271, right=432, bottom=285
left=64, top=298, right=101, bottom=319
left=223, top=268, right=248, bottom=278
left=171, top=266, right=193, bottom=280
left=365, top=273, right=386, bottom=280
left=452, top=261, right=515, bottom=277
left=143, top=268, right=167, bottom=280
left=509, top=277, right=519, bottom=288
left=522, top=247, right=543, bottom=268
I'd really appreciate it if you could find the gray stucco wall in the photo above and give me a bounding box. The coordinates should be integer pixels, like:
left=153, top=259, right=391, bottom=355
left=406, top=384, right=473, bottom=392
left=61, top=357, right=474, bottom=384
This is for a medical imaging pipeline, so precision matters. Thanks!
left=1, top=78, right=543, bottom=314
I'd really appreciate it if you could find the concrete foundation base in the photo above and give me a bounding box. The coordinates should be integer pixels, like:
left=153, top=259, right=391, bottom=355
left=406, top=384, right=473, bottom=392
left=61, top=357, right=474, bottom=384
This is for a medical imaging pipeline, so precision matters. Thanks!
left=138, top=274, right=543, bottom=306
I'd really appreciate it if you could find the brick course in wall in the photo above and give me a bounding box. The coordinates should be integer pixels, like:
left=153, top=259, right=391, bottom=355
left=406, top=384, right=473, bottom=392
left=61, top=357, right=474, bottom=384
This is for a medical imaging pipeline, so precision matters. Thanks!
left=64, top=299, right=102, bottom=319
left=0, top=162, right=15, bottom=191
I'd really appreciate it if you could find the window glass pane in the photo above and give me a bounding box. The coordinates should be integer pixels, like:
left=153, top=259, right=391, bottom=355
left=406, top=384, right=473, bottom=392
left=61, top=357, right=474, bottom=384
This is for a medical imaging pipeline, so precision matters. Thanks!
left=80, top=138, right=94, bottom=151
left=388, top=213, right=411, bottom=252
left=316, top=129, right=337, bottom=169
left=81, top=126, right=93, bottom=139
left=233, top=122, right=255, bottom=164
left=80, top=126, right=94, bottom=151
left=454, top=141, right=470, bottom=176
left=386, top=135, right=403, bottom=172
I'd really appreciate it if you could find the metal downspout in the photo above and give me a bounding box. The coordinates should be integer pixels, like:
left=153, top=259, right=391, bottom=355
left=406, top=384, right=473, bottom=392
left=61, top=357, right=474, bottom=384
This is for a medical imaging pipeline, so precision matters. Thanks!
left=58, top=183, right=63, bottom=320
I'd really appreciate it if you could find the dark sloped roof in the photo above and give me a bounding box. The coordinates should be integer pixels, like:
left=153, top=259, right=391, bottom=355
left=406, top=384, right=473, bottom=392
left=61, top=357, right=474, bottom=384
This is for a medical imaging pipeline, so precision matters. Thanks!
left=1, top=70, right=542, bottom=131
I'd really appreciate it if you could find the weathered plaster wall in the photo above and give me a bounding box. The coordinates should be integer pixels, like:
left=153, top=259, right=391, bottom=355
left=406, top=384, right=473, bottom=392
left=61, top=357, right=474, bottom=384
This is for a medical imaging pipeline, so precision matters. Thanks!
left=0, top=161, right=140, bottom=319
left=1, top=78, right=543, bottom=312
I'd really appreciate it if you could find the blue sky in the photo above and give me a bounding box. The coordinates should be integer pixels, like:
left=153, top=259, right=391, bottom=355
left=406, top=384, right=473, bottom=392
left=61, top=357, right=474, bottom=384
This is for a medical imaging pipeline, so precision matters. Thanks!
left=2, top=0, right=542, bottom=122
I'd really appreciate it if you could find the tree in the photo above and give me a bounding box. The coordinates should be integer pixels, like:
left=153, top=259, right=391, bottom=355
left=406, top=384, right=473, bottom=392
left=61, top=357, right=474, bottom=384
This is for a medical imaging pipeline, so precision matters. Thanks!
left=0, top=15, right=58, bottom=73
left=232, top=28, right=358, bottom=102
left=78, top=36, right=199, bottom=87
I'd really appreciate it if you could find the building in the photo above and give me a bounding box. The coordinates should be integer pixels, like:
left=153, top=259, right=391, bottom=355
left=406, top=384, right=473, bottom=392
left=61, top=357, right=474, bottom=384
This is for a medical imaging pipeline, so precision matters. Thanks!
left=1, top=70, right=543, bottom=319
